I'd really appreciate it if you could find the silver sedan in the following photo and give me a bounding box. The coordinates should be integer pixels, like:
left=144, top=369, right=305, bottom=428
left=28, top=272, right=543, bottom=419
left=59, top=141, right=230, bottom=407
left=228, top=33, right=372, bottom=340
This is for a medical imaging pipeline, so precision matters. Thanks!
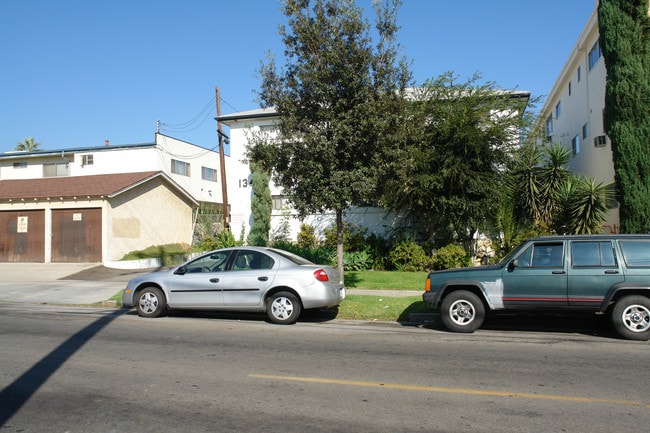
left=122, top=246, right=345, bottom=324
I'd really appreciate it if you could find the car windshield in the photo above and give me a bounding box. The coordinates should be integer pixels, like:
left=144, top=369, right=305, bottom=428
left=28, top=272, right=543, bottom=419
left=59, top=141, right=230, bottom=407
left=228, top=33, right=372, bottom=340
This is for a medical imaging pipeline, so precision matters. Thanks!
left=269, top=248, right=314, bottom=265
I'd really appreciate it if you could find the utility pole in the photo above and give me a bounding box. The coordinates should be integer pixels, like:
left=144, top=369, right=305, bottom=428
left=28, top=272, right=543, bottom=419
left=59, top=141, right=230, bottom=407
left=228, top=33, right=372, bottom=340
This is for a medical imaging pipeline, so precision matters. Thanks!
left=216, top=86, right=230, bottom=230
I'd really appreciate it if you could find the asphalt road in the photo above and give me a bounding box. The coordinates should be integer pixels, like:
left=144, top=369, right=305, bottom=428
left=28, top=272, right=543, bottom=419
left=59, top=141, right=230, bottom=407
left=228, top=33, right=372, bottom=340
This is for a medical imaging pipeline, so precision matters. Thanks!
left=0, top=303, right=648, bottom=432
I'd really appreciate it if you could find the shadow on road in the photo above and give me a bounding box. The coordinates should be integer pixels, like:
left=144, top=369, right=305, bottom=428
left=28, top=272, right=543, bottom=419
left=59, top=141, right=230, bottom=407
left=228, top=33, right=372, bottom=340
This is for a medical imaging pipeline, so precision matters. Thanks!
left=0, top=309, right=128, bottom=427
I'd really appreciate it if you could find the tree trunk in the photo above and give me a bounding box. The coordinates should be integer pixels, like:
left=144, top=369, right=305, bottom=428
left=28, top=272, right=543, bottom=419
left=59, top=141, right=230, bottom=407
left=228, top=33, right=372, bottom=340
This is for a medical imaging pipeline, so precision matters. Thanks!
left=336, top=209, right=344, bottom=283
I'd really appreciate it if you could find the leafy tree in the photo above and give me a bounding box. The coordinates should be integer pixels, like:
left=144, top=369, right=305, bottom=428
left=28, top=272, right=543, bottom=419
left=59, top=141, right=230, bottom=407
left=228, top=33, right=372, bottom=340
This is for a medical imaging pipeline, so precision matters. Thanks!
left=598, top=0, right=650, bottom=232
left=15, top=137, right=41, bottom=151
left=247, top=162, right=272, bottom=246
left=256, top=0, right=411, bottom=280
left=379, top=72, right=531, bottom=248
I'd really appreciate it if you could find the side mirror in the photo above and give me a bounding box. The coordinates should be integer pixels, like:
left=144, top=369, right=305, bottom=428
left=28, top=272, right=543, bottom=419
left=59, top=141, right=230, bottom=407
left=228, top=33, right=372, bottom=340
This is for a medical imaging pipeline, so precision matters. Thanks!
left=174, top=265, right=187, bottom=275
left=508, top=260, right=518, bottom=271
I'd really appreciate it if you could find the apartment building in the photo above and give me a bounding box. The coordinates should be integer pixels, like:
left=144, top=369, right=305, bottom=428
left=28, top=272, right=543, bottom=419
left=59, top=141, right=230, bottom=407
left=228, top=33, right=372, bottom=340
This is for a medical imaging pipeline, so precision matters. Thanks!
left=537, top=6, right=619, bottom=232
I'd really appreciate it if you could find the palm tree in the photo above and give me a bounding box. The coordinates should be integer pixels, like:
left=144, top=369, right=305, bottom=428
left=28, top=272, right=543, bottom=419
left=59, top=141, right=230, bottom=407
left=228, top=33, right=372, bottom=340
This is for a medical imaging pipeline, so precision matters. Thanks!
left=15, top=137, right=41, bottom=152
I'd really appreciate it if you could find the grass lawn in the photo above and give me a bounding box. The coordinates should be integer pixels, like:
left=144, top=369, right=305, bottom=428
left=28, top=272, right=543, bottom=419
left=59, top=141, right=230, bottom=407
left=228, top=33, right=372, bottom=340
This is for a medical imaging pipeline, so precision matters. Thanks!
left=337, top=294, right=430, bottom=321
left=344, top=270, right=427, bottom=291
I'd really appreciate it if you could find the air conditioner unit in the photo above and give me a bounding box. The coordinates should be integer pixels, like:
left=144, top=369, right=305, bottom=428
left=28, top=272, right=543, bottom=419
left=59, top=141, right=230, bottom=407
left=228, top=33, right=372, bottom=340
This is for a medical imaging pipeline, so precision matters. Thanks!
left=594, top=135, right=607, bottom=147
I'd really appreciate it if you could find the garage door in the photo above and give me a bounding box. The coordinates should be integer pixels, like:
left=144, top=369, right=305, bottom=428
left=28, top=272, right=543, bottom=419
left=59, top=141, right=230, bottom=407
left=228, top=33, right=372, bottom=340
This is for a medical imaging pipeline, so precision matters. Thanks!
left=52, top=208, right=102, bottom=262
left=0, top=210, right=45, bottom=262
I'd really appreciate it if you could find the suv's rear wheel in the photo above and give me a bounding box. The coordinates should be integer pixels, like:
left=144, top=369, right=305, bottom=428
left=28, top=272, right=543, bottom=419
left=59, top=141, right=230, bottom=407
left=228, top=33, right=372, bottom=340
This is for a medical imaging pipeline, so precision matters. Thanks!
left=611, top=295, right=650, bottom=341
left=440, top=290, right=485, bottom=333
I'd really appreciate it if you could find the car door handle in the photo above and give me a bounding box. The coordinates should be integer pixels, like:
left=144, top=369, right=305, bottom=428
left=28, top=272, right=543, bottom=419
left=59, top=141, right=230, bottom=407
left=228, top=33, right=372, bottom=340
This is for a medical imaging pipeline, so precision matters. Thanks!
left=258, top=276, right=268, bottom=281
left=210, top=278, right=220, bottom=283
left=552, top=270, right=566, bottom=274
left=604, top=270, right=619, bottom=274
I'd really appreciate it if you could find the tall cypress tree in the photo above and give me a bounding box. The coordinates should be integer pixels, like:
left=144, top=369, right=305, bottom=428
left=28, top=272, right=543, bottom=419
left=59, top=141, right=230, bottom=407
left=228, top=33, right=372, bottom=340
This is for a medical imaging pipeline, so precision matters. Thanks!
left=247, top=162, right=272, bottom=246
left=598, top=0, right=650, bottom=233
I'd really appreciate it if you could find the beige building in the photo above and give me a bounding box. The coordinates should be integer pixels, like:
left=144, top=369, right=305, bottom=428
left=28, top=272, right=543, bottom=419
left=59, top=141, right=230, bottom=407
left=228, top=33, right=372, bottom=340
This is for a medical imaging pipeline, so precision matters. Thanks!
left=0, top=134, right=220, bottom=263
left=537, top=5, right=619, bottom=232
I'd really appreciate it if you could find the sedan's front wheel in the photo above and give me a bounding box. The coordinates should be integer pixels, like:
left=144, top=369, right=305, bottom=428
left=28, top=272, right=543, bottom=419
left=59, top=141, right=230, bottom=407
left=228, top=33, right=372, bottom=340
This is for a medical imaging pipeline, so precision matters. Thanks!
left=267, top=291, right=301, bottom=324
left=136, top=287, right=166, bottom=318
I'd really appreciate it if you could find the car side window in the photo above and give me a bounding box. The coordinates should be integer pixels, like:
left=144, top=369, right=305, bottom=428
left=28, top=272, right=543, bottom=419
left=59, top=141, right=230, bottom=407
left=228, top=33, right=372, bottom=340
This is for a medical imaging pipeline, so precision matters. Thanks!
left=571, top=241, right=616, bottom=267
left=185, top=252, right=229, bottom=273
left=619, top=240, right=650, bottom=267
left=517, top=242, right=564, bottom=268
left=232, top=251, right=274, bottom=271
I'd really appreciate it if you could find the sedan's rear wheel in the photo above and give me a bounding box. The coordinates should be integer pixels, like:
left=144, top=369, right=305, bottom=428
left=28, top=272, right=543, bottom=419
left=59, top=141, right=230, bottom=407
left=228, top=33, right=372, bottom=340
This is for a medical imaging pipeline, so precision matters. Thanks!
left=136, top=287, right=166, bottom=318
left=267, top=291, right=301, bottom=324
left=440, top=290, right=485, bottom=333
left=611, top=295, right=650, bottom=341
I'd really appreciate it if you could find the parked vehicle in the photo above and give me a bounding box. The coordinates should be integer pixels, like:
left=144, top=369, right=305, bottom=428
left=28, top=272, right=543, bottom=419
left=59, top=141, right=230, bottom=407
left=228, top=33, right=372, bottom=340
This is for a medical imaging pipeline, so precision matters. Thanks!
left=423, top=235, right=650, bottom=340
left=122, top=247, right=345, bottom=324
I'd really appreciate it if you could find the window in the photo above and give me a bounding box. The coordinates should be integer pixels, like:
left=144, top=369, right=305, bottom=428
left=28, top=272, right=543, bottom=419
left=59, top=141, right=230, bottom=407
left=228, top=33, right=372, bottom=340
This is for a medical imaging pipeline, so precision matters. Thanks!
left=184, top=251, right=230, bottom=273
left=546, top=116, right=553, bottom=135
left=43, top=162, right=68, bottom=177
left=171, top=159, right=190, bottom=176
left=582, top=123, right=589, bottom=139
left=13, top=162, right=27, bottom=169
left=572, top=135, right=580, bottom=156
left=568, top=81, right=572, bottom=96
left=81, top=154, right=94, bottom=166
left=201, top=166, right=218, bottom=182
left=555, top=101, right=561, bottom=119
left=571, top=241, right=616, bottom=267
left=589, top=40, right=602, bottom=70
left=619, top=241, right=650, bottom=267
left=272, top=195, right=288, bottom=210
left=233, top=251, right=274, bottom=270
left=516, top=243, right=564, bottom=268
left=577, top=66, right=582, bottom=82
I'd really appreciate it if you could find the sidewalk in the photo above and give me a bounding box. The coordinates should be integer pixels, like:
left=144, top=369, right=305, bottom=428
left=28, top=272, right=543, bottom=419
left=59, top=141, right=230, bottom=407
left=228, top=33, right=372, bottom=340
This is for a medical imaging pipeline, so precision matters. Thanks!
left=0, top=263, right=147, bottom=305
left=0, top=263, right=424, bottom=306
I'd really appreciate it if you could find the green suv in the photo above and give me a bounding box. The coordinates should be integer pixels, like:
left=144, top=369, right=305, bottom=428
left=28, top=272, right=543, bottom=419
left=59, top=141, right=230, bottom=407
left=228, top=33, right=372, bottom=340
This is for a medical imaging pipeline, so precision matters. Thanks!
left=423, top=235, right=650, bottom=340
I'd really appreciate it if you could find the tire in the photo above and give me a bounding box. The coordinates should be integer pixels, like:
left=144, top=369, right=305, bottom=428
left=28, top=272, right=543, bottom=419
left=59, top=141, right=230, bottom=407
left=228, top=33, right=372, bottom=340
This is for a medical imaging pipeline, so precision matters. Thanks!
left=266, top=291, right=302, bottom=325
left=136, top=287, right=167, bottom=318
left=611, top=295, right=650, bottom=341
left=440, top=290, right=485, bottom=333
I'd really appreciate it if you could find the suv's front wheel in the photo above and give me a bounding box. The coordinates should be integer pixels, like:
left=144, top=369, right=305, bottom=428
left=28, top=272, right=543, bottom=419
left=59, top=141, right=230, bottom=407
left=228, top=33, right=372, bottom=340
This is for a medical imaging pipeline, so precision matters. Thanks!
left=611, top=295, right=650, bottom=341
left=440, top=290, right=485, bottom=333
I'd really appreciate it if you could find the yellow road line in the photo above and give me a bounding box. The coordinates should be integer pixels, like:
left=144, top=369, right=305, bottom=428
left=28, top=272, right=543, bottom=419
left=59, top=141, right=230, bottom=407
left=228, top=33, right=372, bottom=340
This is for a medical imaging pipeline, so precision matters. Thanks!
left=248, top=373, right=649, bottom=409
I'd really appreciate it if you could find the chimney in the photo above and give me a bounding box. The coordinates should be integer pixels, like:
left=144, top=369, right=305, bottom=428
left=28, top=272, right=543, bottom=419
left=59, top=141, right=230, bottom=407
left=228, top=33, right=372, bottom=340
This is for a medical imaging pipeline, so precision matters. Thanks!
left=105, top=140, right=109, bottom=146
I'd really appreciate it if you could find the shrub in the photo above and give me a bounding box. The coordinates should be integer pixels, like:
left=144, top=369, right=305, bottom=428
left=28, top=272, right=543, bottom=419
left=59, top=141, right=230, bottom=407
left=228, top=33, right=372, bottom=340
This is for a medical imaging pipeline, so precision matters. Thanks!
left=388, top=240, right=430, bottom=272
left=343, top=250, right=374, bottom=271
left=431, top=244, right=469, bottom=270
left=196, top=230, right=241, bottom=251
left=297, top=223, right=318, bottom=250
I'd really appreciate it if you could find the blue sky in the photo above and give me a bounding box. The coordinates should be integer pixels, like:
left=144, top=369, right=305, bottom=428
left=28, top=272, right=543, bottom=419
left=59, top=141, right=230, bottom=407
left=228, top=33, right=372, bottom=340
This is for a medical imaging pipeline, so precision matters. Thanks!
left=0, top=0, right=595, bottom=154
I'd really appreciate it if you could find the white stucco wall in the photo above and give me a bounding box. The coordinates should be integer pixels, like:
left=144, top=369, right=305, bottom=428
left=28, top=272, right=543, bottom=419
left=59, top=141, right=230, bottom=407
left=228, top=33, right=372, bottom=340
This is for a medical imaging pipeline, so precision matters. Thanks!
left=107, top=178, right=195, bottom=261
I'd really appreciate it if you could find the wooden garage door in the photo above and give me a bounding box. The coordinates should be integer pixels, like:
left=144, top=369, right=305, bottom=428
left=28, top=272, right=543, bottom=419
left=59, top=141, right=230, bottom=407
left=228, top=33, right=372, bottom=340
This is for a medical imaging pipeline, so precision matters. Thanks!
left=0, top=210, right=45, bottom=262
left=52, top=208, right=102, bottom=262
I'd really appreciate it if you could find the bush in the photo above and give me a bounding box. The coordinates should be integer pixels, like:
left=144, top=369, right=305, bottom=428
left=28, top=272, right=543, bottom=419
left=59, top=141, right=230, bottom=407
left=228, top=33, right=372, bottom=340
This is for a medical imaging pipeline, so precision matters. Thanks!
left=120, top=243, right=194, bottom=266
left=271, top=240, right=334, bottom=265
left=388, top=240, right=430, bottom=272
left=196, top=230, right=241, bottom=251
left=323, top=223, right=368, bottom=252
left=297, top=223, right=318, bottom=250
left=343, top=250, right=374, bottom=271
left=431, top=244, right=469, bottom=270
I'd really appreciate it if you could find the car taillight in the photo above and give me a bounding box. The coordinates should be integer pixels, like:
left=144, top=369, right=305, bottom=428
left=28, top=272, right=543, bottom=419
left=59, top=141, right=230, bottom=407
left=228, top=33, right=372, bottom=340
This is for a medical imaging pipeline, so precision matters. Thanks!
left=314, top=269, right=329, bottom=282
left=425, top=277, right=431, bottom=292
